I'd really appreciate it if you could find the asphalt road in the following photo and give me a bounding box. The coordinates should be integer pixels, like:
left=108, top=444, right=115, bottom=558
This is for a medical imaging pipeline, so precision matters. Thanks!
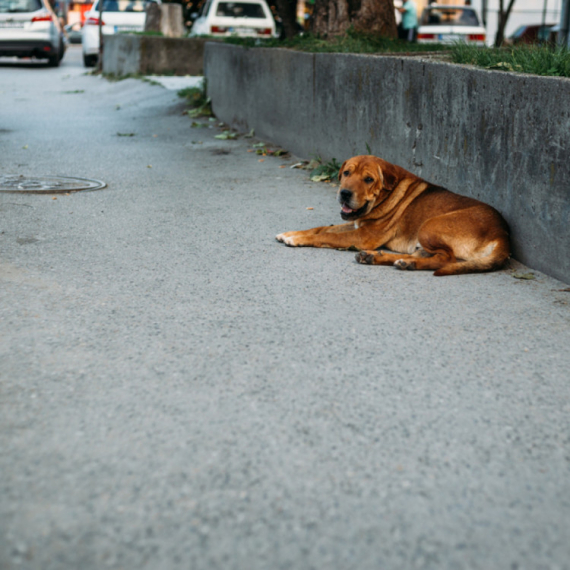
left=1, top=46, right=570, bottom=570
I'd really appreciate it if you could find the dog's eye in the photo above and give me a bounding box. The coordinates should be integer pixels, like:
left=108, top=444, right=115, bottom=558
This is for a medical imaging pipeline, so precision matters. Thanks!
left=364, top=177, right=374, bottom=184
left=343, top=170, right=350, bottom=177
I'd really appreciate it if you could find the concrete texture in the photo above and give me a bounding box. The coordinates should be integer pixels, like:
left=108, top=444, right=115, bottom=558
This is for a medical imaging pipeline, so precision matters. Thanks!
left=205, top=44, right=570, bottom=284
left=103, top=34, right=209, bottom=76
left=2, top=46, right=570, bottom=570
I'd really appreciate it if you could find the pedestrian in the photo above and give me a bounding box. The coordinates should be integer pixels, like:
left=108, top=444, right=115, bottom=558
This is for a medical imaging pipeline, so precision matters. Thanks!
left=398, top=0, right=418, bottom=42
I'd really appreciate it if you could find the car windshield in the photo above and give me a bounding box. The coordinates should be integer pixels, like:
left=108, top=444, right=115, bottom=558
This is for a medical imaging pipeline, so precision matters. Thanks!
left=92, top=0, right=150, bottom=12
left=421, top=7, right=480, bottom=26
left=215, top=2, right=265, bottom=18
left=0, top=0, right=42, bottom=13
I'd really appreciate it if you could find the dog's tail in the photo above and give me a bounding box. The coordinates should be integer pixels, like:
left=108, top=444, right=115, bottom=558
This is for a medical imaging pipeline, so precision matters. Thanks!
left=434, top=238, right=510, bottom=276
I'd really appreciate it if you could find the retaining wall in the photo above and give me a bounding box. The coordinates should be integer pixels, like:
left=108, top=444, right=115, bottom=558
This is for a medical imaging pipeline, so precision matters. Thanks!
left=205, top=43, right=570, bottom=284
left=103, top=35, right=208, bottom=76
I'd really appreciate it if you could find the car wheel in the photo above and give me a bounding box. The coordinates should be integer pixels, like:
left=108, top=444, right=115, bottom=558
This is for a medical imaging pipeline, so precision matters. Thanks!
left=47, top=53, right=60, bottom=67
left=83, top=54, right=97, bottom=67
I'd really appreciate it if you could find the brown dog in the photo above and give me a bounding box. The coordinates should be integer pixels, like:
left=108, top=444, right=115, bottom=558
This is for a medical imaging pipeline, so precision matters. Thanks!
left=276, top=155, right=510, bottom=276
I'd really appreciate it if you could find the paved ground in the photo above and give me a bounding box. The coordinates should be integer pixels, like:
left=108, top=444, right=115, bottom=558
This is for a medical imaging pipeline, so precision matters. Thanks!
left=1, top=46, right=570, bottom=570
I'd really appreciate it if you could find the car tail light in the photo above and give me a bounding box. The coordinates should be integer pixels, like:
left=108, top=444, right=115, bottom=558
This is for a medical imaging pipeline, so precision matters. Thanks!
left=211, top=26, right=227, bottom=33
left=417, top=33, right=435, bottom=40
left=256, top=28, right=272, bottom=36
left=31, top=11, right=53, bottom=22
left=468, top=34, right=486, bottom=41
left=85, top=16, right=105, bottom=25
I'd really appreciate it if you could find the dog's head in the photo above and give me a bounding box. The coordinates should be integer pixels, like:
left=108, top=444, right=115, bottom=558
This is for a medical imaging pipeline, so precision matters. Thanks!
left=337, top=155, right=399, bottom=221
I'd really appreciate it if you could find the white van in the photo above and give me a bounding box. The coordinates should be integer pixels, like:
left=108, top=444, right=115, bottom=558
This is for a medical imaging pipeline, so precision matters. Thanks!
left=190, top=0, right=276, bottom=38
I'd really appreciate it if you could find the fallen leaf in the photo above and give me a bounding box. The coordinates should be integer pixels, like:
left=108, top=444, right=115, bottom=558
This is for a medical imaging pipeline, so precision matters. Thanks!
left=22, top=145, right=28, bottom=149
left=147, top=165, right=152, bottom=168
left=487, top=61, right=523, bottom=72
left=252, top=142, right=266, bottom=148
left=152, top=134, right=158, bottom=137
left=512, top=272, right=535, bottom=280
left=52, top=197, right=57, bottom=200
left=290, top=162, right=306, bottom=169
left=258, top=159, right=265, bottom=162
left=244, top=128, right=255, bottom=138
left=247, top=149, right=254, bottom=153
left=279, top=165, right=287, bottom=169
left=215, top=131, right=237, bottom=140
left=311, top=173, right=332, bottom=182
left=557, top=288, right=570, bottom=292
left=306, top=207, right=314, bottom=210
left=273, top=149, right=288, bottom=157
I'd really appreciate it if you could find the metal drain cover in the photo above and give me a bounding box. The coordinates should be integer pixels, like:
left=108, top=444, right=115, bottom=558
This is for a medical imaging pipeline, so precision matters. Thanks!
left=0, top=175, right=106, bottom=194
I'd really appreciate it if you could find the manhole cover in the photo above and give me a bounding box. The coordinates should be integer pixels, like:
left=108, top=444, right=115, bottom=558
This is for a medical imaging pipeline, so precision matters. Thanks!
left=0, top=175, right=107, bottom=194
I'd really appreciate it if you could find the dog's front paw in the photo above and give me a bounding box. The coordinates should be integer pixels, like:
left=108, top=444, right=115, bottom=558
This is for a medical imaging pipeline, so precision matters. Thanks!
left=355, top=250, right=378, bottom=265
left=276, top=232, right=302, bottom=247
left=394, top=259, right=416, bottom=270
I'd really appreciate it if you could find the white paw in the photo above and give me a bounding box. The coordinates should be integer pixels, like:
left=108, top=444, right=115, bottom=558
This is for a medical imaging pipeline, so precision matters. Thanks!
left=394, top=259, right=415, bottom=270
left=276, top=232, right=300, bottom=246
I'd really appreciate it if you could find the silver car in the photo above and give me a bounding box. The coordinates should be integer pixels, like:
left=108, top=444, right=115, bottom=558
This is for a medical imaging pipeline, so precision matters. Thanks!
left=0, top=0, right=65, bottom=66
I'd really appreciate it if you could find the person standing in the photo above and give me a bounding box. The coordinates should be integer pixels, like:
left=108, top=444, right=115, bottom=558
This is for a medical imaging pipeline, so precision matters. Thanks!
left=398, top=0, right=418, bottom=42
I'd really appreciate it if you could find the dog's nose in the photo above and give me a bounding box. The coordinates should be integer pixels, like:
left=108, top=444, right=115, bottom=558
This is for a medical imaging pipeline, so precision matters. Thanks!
left=339, top=189, right=353, bottom=203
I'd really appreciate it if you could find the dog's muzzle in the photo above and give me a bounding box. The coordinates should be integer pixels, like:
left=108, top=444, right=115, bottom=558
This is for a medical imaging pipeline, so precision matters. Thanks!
left=339, top=189, right=369, bottom=220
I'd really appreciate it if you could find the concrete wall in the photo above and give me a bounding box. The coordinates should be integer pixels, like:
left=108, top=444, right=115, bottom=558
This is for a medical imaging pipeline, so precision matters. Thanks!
left=205, top=43, right=570, bottom=284
left=103, top=35, right=208, bottom=76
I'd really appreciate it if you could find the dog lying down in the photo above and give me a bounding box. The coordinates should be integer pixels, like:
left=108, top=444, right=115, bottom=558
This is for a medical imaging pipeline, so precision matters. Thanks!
left=276, top=155, right=510, bottom=276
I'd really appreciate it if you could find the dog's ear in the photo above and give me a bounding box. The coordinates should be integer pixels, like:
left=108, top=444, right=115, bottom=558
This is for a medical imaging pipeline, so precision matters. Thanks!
left=338, top=160, right=348, bottom=181
left=379, top=163, right=398, bottom=191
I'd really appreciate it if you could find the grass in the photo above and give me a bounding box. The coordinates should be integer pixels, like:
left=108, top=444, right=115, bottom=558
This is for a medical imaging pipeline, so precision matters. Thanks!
left=224, top=28, right=448, bottom=54
left=450, top=43, right=570, bottom=77
left=308, top=156, right=342, bottom=182
left=125, top=30, right=164, bottom=36
left=224, top=28, right=570, bottom=77
left=177, top=80, right=212, bottom=117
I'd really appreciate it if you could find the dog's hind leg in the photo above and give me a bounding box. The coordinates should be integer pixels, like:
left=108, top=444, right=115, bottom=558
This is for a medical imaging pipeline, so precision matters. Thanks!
left=355, top=248, right=437, bottom=267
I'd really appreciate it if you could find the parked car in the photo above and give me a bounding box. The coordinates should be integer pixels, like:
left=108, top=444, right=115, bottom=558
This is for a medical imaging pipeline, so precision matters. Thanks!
left=82, top=0, right=159, bottom=67
left=64, top=21, right=83, bottom=44
left=189, top=0, right=276, bottom=38
left=0, top=0, right=66, bottom=66
left=417, top=4, right=486, bottom=45
left=508, top=23, right=555, bottom=44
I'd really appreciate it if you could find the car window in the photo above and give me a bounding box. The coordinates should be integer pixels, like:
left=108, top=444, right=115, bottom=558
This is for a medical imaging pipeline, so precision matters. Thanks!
left=421, top=8, right=479, bottom=26
left=511, top=26, right=525, bottom=38
left=215, top=2, right=266, bottom=18
left=0, top=0, right=42, bottom=13
left=92, top=0, right=151, bottom=13
left=198, top=0, right=212, bottom=17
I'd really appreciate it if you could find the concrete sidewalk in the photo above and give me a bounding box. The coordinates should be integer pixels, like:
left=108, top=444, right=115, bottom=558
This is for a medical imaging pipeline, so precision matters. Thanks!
left=1, top=47, right=570, bottom=570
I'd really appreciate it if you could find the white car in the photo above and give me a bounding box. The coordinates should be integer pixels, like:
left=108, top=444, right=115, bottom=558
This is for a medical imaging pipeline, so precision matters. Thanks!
left=82, top=0, right=158, bottom=67
left=0, top=0, right=65, bottom=66
left=417, top=5, right=486, bottom=45
left=190, top=0, right=276, bottom=39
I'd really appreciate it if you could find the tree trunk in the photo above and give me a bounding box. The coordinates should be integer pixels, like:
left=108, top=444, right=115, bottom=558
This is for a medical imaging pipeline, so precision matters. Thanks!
left=274, top=0, right=298, bottom=39
left=494, top=0, right=517, bottom=46
left=312, top=0, right=397, bottom=38
left=145, top=3, right=186, bottom=37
